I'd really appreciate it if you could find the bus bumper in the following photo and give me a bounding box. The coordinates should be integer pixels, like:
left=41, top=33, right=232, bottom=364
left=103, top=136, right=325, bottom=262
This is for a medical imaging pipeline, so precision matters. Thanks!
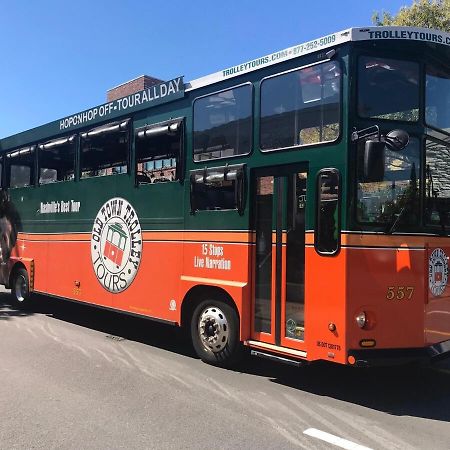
left=348, top=339, right=450, bottom=367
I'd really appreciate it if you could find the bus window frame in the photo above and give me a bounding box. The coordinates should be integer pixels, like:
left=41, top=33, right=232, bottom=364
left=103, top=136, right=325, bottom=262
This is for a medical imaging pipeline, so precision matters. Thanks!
left=6, top=145, right=37, bottom=189
left=424, top=134, right=450, bottom=229
left=79, top=119, right=131, bottom=179
left=192, top=81, right=254, bottom=163
left=356, top=54, right=421, bottom=124
left=424, top=59, right=450, bottom=137
left=135, top=117, right=185, bottom=185
left=259, top=59, right=343, bottom=153
left=315, top=168, right=341, bottom=256
left=189, top=163, right=246, bottom=215
left=353, top=133, right=423, bottom=230
left=37, top=134, right=77, bottom=185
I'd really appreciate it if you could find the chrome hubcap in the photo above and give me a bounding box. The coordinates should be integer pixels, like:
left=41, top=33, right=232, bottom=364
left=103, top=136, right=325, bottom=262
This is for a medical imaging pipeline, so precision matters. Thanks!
left=198, top=306, right=229, bottom=352
left=14, top=275, right=27, bottom=302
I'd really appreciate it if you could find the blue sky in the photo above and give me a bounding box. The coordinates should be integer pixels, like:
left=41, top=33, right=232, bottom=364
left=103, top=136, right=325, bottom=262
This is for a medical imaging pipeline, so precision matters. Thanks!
left=0, top=0, right=411, bottom=138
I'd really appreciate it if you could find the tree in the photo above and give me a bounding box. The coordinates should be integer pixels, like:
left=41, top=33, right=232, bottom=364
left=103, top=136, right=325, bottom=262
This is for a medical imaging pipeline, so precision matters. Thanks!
left=372, top=0, right=450, bottom=32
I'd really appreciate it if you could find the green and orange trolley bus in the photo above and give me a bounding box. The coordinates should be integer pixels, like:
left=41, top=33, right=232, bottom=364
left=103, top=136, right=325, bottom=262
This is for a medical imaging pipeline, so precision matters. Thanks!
left=1, top=26, right=450, bottom=367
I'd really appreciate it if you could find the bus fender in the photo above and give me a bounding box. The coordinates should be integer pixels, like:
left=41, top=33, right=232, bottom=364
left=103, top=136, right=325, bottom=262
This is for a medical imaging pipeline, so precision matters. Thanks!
left=179, top=278, right=251, bottom=341
left=6, top=257, right=35, bottom=291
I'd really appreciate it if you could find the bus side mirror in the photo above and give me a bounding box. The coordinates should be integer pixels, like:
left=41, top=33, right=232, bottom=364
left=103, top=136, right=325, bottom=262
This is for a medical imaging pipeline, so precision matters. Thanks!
left=363, top=140, right=385, bottom=182
left=385, top=129, right=409, bottom=152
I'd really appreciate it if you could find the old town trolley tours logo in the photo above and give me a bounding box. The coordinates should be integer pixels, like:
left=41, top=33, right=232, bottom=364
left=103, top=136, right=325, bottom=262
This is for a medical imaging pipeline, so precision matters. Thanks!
left=91, top=198, right=142, bottom=293
left=428, top=248, right=449, bottom=297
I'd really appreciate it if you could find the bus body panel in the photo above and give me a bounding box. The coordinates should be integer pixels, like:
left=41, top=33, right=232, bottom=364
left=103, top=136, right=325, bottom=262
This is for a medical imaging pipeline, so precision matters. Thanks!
left=346, top=240, right=425, bottom=351
left=14, top=229, right=252, bottom=331
left=304, top=243, right=347, bottom=364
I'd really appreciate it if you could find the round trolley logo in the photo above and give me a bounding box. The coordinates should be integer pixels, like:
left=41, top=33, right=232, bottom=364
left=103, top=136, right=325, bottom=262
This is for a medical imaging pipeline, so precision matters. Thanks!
left=91, top=198, right=142, bottom=293
left=428, top=248, right=448, bottom=297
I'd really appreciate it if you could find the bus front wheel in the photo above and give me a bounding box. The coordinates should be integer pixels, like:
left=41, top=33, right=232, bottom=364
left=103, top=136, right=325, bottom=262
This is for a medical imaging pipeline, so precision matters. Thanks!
left=191, top=299, right=242, bottom=367
left=11, top=267, right=31, bottom=309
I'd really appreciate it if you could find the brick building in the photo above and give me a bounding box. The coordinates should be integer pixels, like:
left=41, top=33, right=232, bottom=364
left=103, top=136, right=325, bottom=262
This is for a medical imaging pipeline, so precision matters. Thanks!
left=107, top=75, right=163, bottom=102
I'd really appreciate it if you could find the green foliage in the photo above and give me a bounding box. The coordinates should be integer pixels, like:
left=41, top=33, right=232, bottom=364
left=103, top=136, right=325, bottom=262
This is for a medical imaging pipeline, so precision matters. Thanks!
left=372, top=0, right=450, bottom=32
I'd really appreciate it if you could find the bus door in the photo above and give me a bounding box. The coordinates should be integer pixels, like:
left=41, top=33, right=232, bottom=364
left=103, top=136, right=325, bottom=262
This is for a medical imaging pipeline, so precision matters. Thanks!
left=252, top=166, right=307, bottom=351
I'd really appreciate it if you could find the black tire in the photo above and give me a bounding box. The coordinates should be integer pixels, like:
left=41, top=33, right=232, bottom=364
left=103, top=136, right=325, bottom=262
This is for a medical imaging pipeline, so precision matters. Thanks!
left=190, top=299, right=243, bottom=368
left=11, top=267, right=31, bottom=309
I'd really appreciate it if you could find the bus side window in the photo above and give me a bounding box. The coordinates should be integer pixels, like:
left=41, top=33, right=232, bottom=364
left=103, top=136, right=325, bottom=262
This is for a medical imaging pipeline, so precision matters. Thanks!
left=190, top=164, right=245, bottom=214
left=7, top=146, right=36, bottom=188
left=260, top=61, right=341, bottom=150
left=135, top=119, right=184, bottom=184
left=80, top=120, right=129, bottom=179
left=193, top=84, right=252, bottom=161
left=315, top=169, right=340, bottom=255
left=38, top=135, right=76, bottom=184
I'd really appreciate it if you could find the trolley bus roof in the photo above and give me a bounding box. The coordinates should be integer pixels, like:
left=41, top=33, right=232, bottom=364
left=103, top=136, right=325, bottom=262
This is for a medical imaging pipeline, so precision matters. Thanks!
left=188, top=26, right=450, bottom=90
left=1, top=26, right=449, bottom=146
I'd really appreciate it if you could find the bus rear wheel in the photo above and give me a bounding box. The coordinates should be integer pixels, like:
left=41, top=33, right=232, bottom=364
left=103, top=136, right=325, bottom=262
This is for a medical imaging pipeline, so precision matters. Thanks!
left=11, top=267, right=31, bottom=309
left=191, top=299, right=242, bottom=368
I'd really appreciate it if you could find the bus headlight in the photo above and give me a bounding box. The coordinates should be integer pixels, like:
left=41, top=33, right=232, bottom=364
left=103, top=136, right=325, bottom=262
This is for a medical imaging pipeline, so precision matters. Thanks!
left=355, top=311, right=367, bottom=329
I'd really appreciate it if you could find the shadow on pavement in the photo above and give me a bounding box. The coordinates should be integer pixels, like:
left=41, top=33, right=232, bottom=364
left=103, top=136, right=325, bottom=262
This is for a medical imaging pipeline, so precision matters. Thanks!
left=3, top=291, right=449, bottom=423
left=5, top=292, right=195, bottom=358
left=0, top=292, right=34, bottom=320
left=237, top=350, right=450, bottom=423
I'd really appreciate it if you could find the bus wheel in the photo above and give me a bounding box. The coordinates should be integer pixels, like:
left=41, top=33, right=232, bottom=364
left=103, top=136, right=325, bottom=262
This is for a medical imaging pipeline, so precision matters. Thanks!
left=11, top=267, right=31, bottom=309
left=191, top=299, right=242, bottom=367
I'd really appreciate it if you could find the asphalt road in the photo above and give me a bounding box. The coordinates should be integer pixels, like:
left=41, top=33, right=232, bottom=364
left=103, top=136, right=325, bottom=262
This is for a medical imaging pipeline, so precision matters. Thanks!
left=1, top=289, right=450, bottom=449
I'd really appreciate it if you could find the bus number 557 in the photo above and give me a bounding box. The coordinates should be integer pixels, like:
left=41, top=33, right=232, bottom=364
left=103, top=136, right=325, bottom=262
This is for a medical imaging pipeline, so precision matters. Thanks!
left=386, top=286, right=414, bottom=300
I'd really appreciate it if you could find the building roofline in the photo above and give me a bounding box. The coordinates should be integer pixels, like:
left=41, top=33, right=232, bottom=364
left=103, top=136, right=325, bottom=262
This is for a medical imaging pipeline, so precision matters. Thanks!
left=107, top=74, right=163, bottom=92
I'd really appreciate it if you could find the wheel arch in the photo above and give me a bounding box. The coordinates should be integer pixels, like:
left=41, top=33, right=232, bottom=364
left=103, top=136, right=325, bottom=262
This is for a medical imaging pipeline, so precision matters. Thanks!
left=8, top=261, right=27, bottom=288
left=7, top=258, right=34, bottom=290
left=181, top=285, right=239, bottom=331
